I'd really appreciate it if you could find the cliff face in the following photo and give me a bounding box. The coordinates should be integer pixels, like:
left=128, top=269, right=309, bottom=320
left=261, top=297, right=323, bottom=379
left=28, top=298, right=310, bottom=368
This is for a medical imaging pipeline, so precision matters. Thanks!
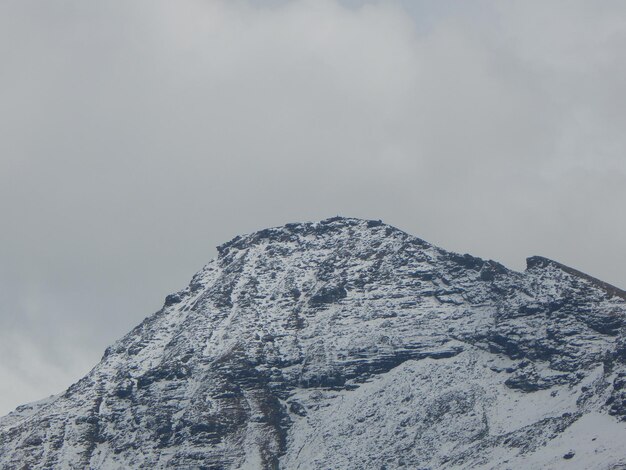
left=1, top=217, right=625, bottom=469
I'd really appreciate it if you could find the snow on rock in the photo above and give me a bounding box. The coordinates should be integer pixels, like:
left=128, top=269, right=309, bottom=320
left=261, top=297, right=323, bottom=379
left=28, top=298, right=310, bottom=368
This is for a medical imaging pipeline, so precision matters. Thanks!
left=1, top=217, right=625, bottom=469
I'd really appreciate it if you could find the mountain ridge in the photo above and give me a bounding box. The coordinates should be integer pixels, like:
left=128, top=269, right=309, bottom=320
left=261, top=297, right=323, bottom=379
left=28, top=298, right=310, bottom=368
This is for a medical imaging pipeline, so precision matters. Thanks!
left=1, top=216, right=625, bottom=469
left=526, top=255, right=626, bottom=301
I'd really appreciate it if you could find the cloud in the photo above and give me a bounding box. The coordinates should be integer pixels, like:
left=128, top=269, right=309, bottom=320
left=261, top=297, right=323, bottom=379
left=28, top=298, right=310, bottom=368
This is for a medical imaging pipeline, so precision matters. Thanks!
left=0, top=0, right=625, bottom=414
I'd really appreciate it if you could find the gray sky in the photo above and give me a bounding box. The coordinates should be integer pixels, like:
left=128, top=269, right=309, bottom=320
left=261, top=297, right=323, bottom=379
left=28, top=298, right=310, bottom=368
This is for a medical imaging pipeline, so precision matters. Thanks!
left=1, top=0, right=625, bottom=415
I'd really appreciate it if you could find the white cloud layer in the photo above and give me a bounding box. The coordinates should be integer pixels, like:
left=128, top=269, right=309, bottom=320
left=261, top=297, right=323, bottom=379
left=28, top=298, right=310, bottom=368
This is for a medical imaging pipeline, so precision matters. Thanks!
left=1, top=0, right=625, bottom=414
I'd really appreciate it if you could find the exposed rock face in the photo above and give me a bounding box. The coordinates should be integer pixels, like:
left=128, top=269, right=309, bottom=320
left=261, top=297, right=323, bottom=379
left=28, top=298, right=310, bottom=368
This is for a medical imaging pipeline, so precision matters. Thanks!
left=1, top=217, right=625, bottom=469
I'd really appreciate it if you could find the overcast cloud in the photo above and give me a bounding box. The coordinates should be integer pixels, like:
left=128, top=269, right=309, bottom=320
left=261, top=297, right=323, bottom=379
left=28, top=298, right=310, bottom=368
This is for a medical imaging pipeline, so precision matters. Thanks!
left=1, top=0, right=625, bottom=415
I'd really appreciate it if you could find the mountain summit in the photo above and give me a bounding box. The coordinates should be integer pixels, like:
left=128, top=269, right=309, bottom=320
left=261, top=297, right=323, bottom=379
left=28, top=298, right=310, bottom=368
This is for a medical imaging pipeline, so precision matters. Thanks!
left=1, top=217, right=625, bottom=469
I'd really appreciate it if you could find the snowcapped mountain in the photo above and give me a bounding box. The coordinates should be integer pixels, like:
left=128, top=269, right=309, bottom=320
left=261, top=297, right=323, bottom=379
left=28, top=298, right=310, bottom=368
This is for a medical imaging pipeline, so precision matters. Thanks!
left=1, top=217, right=625, bottom=469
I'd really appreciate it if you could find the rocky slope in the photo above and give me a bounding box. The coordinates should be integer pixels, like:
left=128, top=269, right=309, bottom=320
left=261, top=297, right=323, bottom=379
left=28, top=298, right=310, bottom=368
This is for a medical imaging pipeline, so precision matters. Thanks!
left=1, top=217, right=626, bottom=469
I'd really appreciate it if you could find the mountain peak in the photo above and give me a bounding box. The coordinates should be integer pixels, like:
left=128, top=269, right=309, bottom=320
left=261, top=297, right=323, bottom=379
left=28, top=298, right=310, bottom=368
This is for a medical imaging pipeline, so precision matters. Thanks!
left=216, top=216, right=416, bottom=257
left=2, top=220, right=626, bottom=469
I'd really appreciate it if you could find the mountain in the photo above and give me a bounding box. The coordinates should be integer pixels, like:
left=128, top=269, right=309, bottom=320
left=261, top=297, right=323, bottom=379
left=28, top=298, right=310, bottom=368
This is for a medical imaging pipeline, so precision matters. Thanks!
left=1, top=217, right=625, bottom=469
